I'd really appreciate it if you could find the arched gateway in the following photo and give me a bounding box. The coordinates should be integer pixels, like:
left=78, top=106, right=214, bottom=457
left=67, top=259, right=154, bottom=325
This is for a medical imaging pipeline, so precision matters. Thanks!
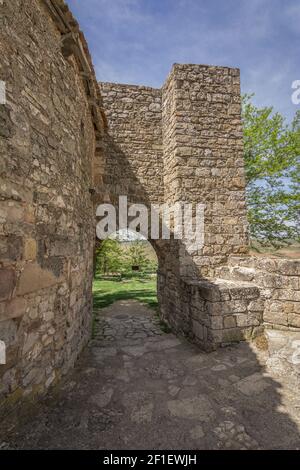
left=2, top=0, right=298, bottom=420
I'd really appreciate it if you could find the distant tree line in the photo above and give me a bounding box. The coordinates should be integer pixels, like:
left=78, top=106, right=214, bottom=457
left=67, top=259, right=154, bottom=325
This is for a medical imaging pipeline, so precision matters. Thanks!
left=95, top=239, right=158, bottom=278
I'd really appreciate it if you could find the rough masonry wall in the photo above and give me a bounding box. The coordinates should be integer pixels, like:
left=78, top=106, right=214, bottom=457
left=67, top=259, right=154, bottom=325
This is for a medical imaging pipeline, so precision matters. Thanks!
left=162, top=64, right=249, bottom=279
left=217, top=257, right=300, bottom=331
left=159, top=65, right=250, bottom=343
left=0, top=0, right=97, bottom=420
left=97, top=83, right=164, bottom=207
left=98, top=67, right=251, bottom=346
left=96, top=82, right=169, bottom=307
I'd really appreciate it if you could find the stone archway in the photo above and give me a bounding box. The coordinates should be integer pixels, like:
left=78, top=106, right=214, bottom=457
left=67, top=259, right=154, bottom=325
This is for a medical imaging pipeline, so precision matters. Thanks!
left=93, top=74, right=253, bottom=347
left=4, top=0, right=298, bottom=424
left=0, top=0, right=252, bottom=418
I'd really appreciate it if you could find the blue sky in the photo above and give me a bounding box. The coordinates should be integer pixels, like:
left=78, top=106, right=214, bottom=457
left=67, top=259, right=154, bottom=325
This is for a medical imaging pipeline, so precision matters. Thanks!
left=67, top=0, right=299, bottom=121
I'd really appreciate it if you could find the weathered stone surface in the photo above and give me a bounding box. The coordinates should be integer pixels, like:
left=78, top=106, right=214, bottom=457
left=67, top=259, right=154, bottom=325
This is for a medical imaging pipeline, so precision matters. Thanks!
left=0, top=298, right=27, bottom=320
left=223, top=316, right=237, bottom=329
left=0, top=320, right=18, bottom=346
left=235, top=373, right=271, bottom=396
left=17, top=263, right=64, bottom=296
left=168, top=396, right=215, bottom=422
left=227, top=256, right=300, bottom=332
left=0, top=269, right=16, bottom=301
left=98, top=63, right=250, bottom=348
left=0, top=0, right=96, bottom=418
left=24, top=239, right=37, bottom=261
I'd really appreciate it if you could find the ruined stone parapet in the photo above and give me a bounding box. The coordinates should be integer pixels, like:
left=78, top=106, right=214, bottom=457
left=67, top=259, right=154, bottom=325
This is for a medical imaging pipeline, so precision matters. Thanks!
left=43, top=0, right=107, bottom=137
left=216, top=256, right=300, bottom=332
left=158, top=272, right=264, bottom=351
left=189, top=278, right=263, bottom=350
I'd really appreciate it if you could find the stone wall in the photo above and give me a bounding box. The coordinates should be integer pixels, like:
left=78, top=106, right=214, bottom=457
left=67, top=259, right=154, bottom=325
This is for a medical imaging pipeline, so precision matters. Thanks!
left=97, top=82, right=164, bottom=207
left=217, top=257, right=300, bottom=332
left=97, top=66, right=300, bottom=351
left=159, top=65, right=250, bottom=339
left=162, top=65, right=249, bottom=279
left=0, top=0, right=102, bottom=420
left=186, top=278, right=263, bottom=350
left=98, top=66, right=250, bottom=342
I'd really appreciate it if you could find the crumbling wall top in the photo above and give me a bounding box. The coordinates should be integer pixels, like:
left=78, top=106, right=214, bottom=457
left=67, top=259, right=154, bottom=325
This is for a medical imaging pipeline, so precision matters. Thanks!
left=42, top=0, right=107, bottom=135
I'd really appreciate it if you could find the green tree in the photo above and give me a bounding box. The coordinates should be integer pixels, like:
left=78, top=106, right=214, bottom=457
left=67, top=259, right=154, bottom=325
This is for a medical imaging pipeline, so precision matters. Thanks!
left=242, top=95, right=300, bottom=247
left=126, top=241, right=150, bottom=271
left=95, top=238, right=123, bottom=275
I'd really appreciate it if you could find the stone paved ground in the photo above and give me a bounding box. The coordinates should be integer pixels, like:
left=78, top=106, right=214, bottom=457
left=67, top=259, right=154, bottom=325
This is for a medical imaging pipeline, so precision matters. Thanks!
left=3, top=300, right=300, bottom=450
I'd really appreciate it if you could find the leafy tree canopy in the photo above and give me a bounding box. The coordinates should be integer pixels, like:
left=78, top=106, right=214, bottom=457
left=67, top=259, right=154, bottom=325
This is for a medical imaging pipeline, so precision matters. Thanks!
left=242, top=95, right=300, bottom=247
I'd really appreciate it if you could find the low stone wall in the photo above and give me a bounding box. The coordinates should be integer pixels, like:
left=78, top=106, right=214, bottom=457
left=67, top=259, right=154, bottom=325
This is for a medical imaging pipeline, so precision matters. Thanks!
left=160, top=254, right=299, bottom=350
left=159, top=272, right=264, bottom=351
left=216, top=256, right=300, bottom=332
left=189, top=278, right=263, bottom=349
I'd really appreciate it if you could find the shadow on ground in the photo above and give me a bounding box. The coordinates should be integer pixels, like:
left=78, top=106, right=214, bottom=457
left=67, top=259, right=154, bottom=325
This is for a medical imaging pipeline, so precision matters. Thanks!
left=3, top=300, right=300, bottom=450
left=94, top=289, right=158, bottom=310
left=93, top=277, right=158, bottom=310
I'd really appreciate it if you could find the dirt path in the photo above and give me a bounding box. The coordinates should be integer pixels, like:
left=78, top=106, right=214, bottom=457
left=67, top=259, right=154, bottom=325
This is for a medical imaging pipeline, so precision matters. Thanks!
left=4, top=300, right=300, bottom=449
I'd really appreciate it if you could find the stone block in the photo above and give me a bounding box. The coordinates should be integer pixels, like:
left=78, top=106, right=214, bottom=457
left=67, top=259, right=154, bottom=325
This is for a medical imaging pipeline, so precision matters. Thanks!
left=17, top=262, right=63, bottom=296
left=221, top=328, right=244, bottom=343
left=288, top=313, right=300, bottom=329
left=283, top=302, right=295, bottom=314
left=0, top=319, right=18, bottom=346
left=198, top=283, right=228, bottom=302
left=192, top=320, right=204, bottom=340
left=22, top=332, right=39, bottom=355
left=277, top=260, right=300, bottom=276
left=0, top=269, right=16, bottom=301
left=264, top=308, right=288, bottom=327
left=24, top=238, right=37, bottom=260
left=205, top=302, right=223, bottom=316
left=0, top=297, right=27, bottom=320
left=235, top=373, right=271, bottom=396
left=248, top=298, right=265, bottom=312
left=43, top=311, right=55, bottom=322
left=230, top=285, right=260, bottom=300
left=0, top=235, right=23, bottom=261
left=223, top=315, right=237, bottom=329
left=294, top=303, right=300, bottom=314
left=210, top=316, right=223, bottom=330
left=231, top=266, right=256, bottom=281
left=273, top=290, right=300, bottom=302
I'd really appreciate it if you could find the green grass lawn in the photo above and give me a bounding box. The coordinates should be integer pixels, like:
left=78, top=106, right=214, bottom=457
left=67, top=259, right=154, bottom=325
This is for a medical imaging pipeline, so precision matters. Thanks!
left=93, top=275, right=158, bottom=310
